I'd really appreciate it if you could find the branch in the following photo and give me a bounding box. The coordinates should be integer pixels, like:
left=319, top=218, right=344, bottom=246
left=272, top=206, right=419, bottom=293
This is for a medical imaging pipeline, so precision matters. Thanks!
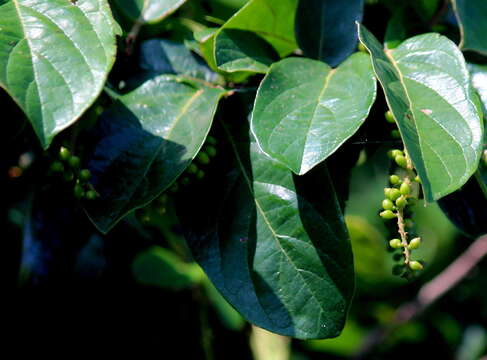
left=354, top=234, right=487, bottom=358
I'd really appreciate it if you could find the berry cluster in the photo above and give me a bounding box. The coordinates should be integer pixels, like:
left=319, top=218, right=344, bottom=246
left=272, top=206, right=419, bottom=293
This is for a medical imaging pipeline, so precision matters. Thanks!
left=379, top=112, right=424, bottom=278
left=169, top=135, right=218, bottom=193
left=49, top=147, right=98, bottom=200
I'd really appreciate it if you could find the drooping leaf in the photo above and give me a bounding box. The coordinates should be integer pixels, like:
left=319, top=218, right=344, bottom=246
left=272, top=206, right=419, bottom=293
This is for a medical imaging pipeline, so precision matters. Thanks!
left=112, top=0, right=187, bottom=24
left=358, top=24, right=483, bottom=201
left=452, top=0, right=487, bottom=55
left=0, top=0, right=120, bottom=148
left=295, top=0, right=364, bottom=67
left=200, top=0, right=297, bottom=74
left=83, top=75, right=225, bottom=233
left=177, top=111, right=354, bottom=339
left=251, top=53, right=376, bottom=175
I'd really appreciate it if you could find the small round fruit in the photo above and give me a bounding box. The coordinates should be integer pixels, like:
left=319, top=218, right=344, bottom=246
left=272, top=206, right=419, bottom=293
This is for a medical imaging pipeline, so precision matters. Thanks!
left=169, top=183, right=179, bottom=193
left=380, top=210, right=396, bottom=220
left=389, top=238, right=402, bottom=249
left=358, top=42, right=368, bottom=53
left=399, top=182, right=410, bottom=195
left=414, top=175, right=421, bottom=183
left=391, top=130, right=401, bottom=139
left=395, top=195, right=407, bottom=209
left=395, top=155, right=408, bottom=168
left=63, top=171, right=74, bottom=182
left=389, top=175, right=401, bottom=185
left=68, top=155, right=81, bottom=168
left=392, top=264, right=405, bottom=276
left=409, top=260, right=423, bottom=271
left=79, top=169, right=91, bottom=181
left=204, top=145, right=217, bottom=158
left=59, top=147, right=71, bottom=161
left=186, top=163, right=198, bottom=174
left=50, top=161, right=64, bottom=173
left=387, top=188, right=401, bottom=201
left=387, top=149, right=403, bottom=159
left=196, top=169, right=205, bottom=180
left=85, top=190, right=98, bottom=200
left=385, top=110, right=395, bottom=123
left=382, top=198, right=394, bottom=211
left=206, top=136, right=217, bottom=146
left=180, top=177, right=191, bottom=186
left=74, top=184, right=85, bottom=199
left=196, top=152, right=210, bottom=165
left=408, top=237, right=421, bottom=250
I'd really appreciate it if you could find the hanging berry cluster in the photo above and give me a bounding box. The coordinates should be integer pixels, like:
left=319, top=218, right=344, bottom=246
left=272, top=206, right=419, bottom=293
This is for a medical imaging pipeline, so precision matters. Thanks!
left=49, top=146, right=98, bottom=200
left=379, top=111, right=424, bottom=279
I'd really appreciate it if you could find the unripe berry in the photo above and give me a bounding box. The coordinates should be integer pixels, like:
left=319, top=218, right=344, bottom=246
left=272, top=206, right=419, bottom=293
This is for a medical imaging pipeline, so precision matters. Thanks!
left=85, top=190, right=98, bottom=200
left=392, top=264, right=404, bottom=276
left=380, top=210, right=396, bottom=219
left=59, top=147, right=71, bottom=161
left=408, top=237, right=421, bottom=250
left=387, top=188, right=401, bottom=201
left=414, top=175, right=421, bottom=183
left=382, top=198, right=394, bottom=210
left=389, top=238, right=402, bottom=249
left=186, top=163, right=198, bottom=174
left=399, top=182, right=410, bottom=195
left=358, top=42, right=368, bottom=53
left=389, top=175, right=401, bottom=185
left=169, top=183, right=179, bottom=193
left=180, top=176, right=191, bottom=186
left=385, top=110, right=395, bottom=124
left=196, top=169, right=205, bottom=179
left=74, top=184, right=85, bottom=199
left=79, top=169, right=91, bottom=181
left=395, top=195, right=407, bottom=209
left=196, top=152, right=210, bottom=165
left=68, top=155, right=81, bottom=168
left=391, top=130, right=401, bottom=139
left=409, top=260, right=423, bottom=271
left=204, top=145, right=217, bottom=157
left=395, top=155, right=408, bottom=169
left=63, top=171, right=74, bottom=182
left=387, top=149, right=403, bottom=159
left=50, top=161, right=64, bottom=173
left=206, top=136, right=217, bottom=146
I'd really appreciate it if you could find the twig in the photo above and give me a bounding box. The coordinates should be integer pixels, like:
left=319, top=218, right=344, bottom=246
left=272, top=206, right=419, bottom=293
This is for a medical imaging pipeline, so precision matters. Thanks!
left=354, top=234, right=487, bottom=358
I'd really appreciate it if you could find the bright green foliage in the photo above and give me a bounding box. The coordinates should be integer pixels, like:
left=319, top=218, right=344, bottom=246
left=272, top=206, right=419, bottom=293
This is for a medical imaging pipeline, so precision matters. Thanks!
left=251, top=53, right=376, bottom=175
left=358, top=23, right=484, bottom=201
left=453, top=0, right=487, bottom=55
left=0, top=0, right=120, bottom=148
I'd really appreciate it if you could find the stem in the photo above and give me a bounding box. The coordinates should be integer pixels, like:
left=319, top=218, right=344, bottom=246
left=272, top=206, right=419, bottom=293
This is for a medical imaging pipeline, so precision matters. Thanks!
left=354, top=234, right=487, bottom=358
left=396, top=208, right=410, bottom=266
left=125, top=17, right=144, bottom=56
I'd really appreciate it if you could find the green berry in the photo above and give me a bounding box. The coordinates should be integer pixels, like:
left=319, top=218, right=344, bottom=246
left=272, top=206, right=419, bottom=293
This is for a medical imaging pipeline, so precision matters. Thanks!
left=399, top=182, right=410, bottom=195
left=392, top=264, right=405, bottom=276
left=382, top=199, right=394, bottom=211
left=180, top=177, right=191, bottom=186
left=63, top=171, right=74, bottom=182
left=79, top=169, right=91, bottom=181
left=358, top=42, right=368, bottom=53
left=389, top=238, right=402, bottom=249
left=68, top=155, right=81, bottom=168
left=59, top=147, right=71, bottom=161
left=408, top=237, right=421, bottom=250
left=385, top=110, right=395, bottom=123
left=387, top=149, right=403, bottom=159
left=387, top=188, right=401, bottom=201
left=206, top=136, right=217, bottom=146
left=50, top=161, right=64, bottom=173
left=414, top=175, right=421, bottom=183
left=196, top=169, right=205, bottom=180
left=391, top=130, right=401, bottom=139
left=409, top=260, right=423, bottom=271
left=395, top=195, right=407, bottom=209
left=384, top=188, right=393, bottom=198
left=380, top=210, right=396, bottom=220
left=85, top=190, right=98, bottom=200
left=186, top=163, right=198, bottom=174
left=196, top=152, right=210, bottom=165
left=204, top=145, right=217, bottom=158
left=389, top=175, right=401, bottom=185
left=395, top=155, right=408, bottom=169
left=169, top=183, right=179, bottom=193
left=74, top=184, right=85, bottom=199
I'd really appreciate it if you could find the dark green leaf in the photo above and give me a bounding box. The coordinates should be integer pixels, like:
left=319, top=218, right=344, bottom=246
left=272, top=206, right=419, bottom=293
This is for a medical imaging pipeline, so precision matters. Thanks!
left=177, top=114, right=354, bottom=339
left=112, top=0, right=187, bottom=23
left=452, top=0, right=487, bottom=55
left=295, top=0, right=364, bottom=67
left=0, top=0, right=120, bottom=148
left=251, top=53, right=376, bottom=175
left=358, top=24, right=483, bottom=201
left=84, top=75, right=225, bottom=233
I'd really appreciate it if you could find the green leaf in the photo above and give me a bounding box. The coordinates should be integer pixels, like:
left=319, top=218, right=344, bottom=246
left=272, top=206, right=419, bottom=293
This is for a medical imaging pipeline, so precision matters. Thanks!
left=295, top=0, right=364, bottom=67
left=358, top=23, right=484, bottom=201
left=452, top=0, right=487, bottom=56
left=177, top=114, right=354, bottom=339
left=200, top=0, right=297, bottom=74
left=112, top=0, right=187, bottom=24
left=83, top=75, right=225, bottom=233
left=0, top=0, right=120, bottom=148
left=469, top=63, right=487, bottom=114
left=251, top=53, right=376, bottom=175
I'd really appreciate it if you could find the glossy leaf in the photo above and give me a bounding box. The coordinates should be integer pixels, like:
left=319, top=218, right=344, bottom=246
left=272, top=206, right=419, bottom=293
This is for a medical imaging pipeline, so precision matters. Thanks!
left=358, top=24, right=483, bottom=201
left=177, top=115, right=354, bottom=339
left=0, top=0, right=120, bottom=148
left=251, top=53, right=376, bottom=175
left=452, top=0, right=487, bottom=55
left=112, top=0, right=187, bottom=23
left=84, top=75, right=225, bottom=233
left=295, top=0, right=364, bottom=67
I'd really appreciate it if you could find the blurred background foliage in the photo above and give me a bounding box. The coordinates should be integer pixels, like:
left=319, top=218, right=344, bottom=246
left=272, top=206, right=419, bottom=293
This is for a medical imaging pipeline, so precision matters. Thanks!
left=3, top=0, right=487, bottom=358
